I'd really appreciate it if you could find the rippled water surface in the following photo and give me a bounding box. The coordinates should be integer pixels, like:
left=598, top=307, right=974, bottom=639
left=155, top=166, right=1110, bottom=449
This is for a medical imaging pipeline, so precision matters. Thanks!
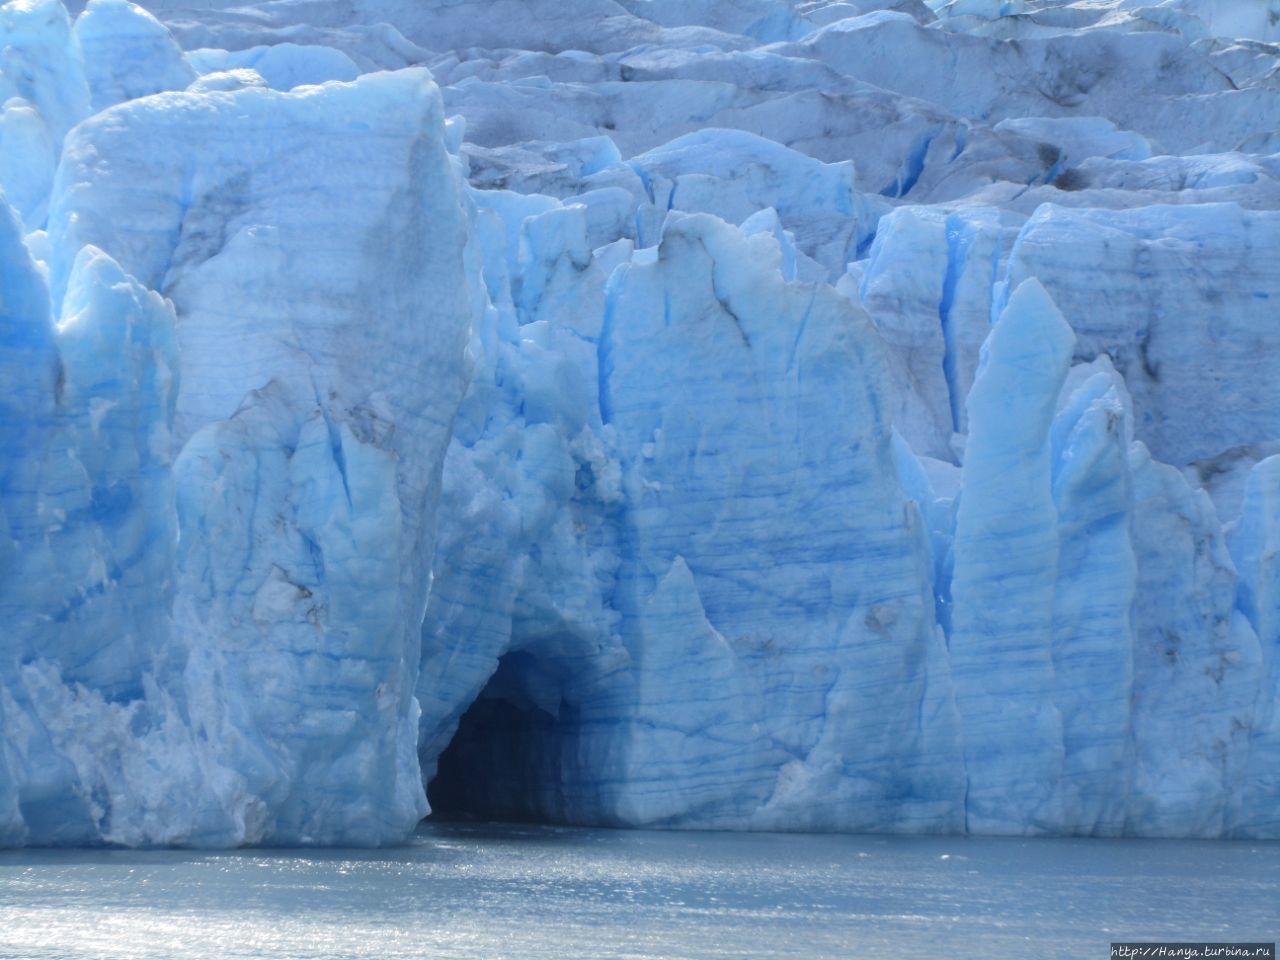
left=1, top=823, right=1276, bottom=959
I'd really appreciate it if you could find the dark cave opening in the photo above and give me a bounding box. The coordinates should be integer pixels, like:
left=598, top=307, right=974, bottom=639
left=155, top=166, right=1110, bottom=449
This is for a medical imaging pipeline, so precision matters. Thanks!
left=425, top=651, right=577, bottom=824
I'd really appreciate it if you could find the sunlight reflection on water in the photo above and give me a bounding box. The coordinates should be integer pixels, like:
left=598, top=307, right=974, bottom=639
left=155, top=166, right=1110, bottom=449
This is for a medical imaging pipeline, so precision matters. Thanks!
left=1, top=823, right=1276, bottom=960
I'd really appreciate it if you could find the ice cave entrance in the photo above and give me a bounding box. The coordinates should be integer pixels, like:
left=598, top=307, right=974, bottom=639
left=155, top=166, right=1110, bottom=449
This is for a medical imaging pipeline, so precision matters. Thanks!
left=426, top=650, right=580, bottom=824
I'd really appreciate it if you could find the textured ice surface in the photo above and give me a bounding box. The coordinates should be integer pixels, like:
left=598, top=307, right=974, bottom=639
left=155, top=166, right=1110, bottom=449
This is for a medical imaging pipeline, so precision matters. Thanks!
left=0, top=0, right=89, bottom=227
left=3, top=0, right=1280, bottom=845
left=3, top=62, right=471, bottom=845
left=75, top=0, right=195, bottom=111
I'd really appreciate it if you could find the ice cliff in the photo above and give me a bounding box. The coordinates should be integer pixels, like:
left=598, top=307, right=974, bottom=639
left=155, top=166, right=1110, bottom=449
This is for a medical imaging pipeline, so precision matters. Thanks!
left=2, top=0, right=1280, bottom=845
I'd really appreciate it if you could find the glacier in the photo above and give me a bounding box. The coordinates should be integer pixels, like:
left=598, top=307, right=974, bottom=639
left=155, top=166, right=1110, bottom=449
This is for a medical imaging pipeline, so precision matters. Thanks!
left=2, top=0, right=1280, bottom=845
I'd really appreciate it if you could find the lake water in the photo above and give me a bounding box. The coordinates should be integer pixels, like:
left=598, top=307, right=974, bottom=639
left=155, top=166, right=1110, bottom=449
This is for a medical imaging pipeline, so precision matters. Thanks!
left=0, top=822, right=1276, bottom=960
